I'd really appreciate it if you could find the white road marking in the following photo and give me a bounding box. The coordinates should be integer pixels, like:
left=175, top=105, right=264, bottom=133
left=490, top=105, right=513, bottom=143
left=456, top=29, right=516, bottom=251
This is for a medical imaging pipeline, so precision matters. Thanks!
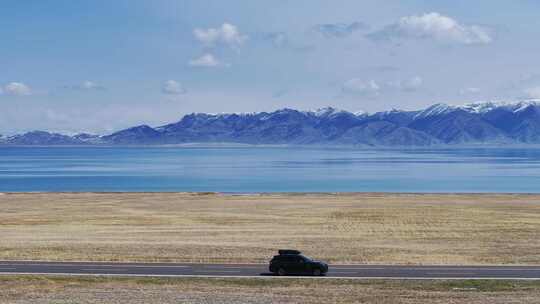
left=0, top=260, right=265, bottom=265
left=194, top=270, right=241, bottom=273
left=426, top=272, right=476, bottom=276
left=204, top=265, right=263, bottom=268
left=331, top=267, right=386, bottom=270
left=0, top=263, right=190, bottom=268
left=80, top=268, right=128, bottom=272
left=389, top=267, right=538, bottom=271
left=86, top=265, right=191, bottom=268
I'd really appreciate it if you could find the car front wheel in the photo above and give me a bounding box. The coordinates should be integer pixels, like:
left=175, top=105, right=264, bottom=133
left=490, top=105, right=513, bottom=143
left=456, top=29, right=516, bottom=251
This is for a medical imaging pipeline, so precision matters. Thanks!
left=312, top=268, right=322, bottom=276
left=277, top=268, right=287, bottom=276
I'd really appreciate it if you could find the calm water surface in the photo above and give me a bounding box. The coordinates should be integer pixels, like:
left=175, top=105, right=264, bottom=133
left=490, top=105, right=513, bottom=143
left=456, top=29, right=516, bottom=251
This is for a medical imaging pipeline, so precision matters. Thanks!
left=1, top=146, right=540, bottom=192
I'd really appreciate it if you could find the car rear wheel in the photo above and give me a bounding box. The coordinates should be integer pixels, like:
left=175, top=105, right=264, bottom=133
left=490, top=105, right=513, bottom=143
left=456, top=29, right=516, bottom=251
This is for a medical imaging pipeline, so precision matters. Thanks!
left=312, top=268, right=322, bottom=276
left=277, top=267, right=287, bottom=276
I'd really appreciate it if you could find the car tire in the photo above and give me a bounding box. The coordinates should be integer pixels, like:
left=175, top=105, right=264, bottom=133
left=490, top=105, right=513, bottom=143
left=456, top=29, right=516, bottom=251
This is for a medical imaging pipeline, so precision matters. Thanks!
left=277, top=268, right=287, bottom=276
left=312, top=268, right=322, bottom=276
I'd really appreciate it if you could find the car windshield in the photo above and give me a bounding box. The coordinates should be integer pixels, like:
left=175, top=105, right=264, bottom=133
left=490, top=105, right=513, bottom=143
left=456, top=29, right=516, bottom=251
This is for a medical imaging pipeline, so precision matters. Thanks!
left=299, top=255, right=313, bottom=262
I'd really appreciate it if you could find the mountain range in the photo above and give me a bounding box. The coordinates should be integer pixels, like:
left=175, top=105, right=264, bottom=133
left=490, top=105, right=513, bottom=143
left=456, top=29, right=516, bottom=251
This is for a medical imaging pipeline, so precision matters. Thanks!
left=2, top=100, right=540, bottom=146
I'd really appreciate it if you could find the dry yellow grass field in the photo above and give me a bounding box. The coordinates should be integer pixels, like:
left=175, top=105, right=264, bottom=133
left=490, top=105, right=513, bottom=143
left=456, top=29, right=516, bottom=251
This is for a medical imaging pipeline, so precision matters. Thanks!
left=1, top=276, right=540, bottom=304
left=1, top=192, right=540, bottom=264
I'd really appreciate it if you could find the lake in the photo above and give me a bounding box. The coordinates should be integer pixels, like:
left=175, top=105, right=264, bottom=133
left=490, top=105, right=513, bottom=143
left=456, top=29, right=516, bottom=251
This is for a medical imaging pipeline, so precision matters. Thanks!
left=1, top=146, right=540, bottom=193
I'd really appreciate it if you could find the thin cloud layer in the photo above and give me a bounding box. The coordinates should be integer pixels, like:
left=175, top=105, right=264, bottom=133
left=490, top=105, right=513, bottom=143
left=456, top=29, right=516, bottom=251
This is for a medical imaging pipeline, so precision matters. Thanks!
left=162, top=80, right=186, bottom=95
left=64, top=81, right=105, bottom=91
left=259, top=32, right=289, bottom=47
left=368, top=12, right=493, bottom=45
left=312, top=21, right=368, bottom=38
left=389, top=77, right=424, bottom=92
left=342, top=79, right=380, bottom=96
left=342, top=76, right=423, bottom=97
left=80, top=81, right=103, bottom=90
left=524, top=87, right=540, bottom=99
left=460, top=87, right=481, bottom=95
left=188, top=53, right=223, bottom=67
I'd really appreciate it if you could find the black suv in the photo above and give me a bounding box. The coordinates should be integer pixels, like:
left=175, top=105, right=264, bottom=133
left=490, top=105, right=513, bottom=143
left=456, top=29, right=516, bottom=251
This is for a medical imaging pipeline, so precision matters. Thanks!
left=269, top=250, right=328, bottom=276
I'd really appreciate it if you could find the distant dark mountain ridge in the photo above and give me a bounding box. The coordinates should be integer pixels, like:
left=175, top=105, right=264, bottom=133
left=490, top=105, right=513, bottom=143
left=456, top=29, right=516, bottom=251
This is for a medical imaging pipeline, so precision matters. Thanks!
left=3, top=100, right=540, bottom=146
left=5, top=131, right=83, bottom=146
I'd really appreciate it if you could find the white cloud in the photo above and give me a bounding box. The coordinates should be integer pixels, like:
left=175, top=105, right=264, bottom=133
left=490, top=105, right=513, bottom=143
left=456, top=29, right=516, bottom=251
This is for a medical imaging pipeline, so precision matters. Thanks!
left=460, top=87, right=481, bottom=95
left=189, top=53, right=224, bottom=67
left=194, top=23, right=247, bottom=48
left=162, top=80, right=186, bottom=95
left=368, top=12, right=493, bottom=45
left=4, top=82, right=32, bottom=96
left=342, top=79, right=380, bottom=96
left=524, top=86, right=540, bottom=99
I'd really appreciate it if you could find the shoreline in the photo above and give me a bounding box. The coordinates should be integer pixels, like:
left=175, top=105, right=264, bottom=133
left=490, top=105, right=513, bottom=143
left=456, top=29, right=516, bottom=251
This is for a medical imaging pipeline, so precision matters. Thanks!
left=4, top=144, right=540, bottom=148
left=2, top=191, right=540, bottom=196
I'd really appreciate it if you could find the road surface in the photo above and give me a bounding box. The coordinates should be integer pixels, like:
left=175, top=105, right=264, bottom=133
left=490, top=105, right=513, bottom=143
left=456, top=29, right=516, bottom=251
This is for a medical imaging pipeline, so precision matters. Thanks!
left=1, top=261, right=540, bottom=279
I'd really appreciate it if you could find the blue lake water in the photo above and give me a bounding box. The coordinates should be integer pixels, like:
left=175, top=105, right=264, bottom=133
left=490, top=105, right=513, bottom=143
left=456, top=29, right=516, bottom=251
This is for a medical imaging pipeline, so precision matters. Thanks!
left=1, top=146, right=540, bottom=193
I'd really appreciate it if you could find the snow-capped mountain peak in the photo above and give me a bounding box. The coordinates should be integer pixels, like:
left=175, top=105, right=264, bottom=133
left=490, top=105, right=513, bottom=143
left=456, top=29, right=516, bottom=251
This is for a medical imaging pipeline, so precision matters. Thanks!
left=460, top=101, right=501, bottom=114
left=354, top=110, right=368, bottom=117
left=411, top=100, right=540, bottom=119
left=512, top=100, right=540, bottom=113
left=414, top=103, right=455, bottom=119
left=459, top=100, right=540, bottom=114
left=311, top=106, right=339, bottom=117
left=307, top=106, right=353, bottom=118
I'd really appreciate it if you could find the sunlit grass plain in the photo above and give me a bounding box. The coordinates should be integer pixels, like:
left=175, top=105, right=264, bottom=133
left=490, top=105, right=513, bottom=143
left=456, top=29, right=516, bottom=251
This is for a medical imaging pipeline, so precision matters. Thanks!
left=1, top=192, right=540, bottom=265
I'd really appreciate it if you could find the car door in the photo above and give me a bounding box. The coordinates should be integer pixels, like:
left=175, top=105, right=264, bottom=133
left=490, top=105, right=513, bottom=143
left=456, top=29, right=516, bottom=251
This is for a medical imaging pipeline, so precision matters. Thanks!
left=282, top=256, right=297, bottom=273
left=292, top=256, right=308, bottom=274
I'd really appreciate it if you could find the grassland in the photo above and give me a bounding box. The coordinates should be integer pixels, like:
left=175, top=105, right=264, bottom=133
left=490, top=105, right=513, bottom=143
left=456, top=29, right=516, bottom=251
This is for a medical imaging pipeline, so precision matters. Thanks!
left=1, top=275, right=540, bottom=304
left=1, top=192, right=540, bottom=264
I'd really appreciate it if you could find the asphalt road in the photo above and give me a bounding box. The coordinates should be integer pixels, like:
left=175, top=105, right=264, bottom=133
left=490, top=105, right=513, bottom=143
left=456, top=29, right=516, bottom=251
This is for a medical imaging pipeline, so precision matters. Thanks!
left=1, top=261, right=540, bottom=279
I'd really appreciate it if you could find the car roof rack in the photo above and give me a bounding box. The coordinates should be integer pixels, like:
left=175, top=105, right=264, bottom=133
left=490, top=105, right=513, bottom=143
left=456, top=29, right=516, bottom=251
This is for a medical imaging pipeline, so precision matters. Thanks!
left=278, top=249, right=301, bottom=255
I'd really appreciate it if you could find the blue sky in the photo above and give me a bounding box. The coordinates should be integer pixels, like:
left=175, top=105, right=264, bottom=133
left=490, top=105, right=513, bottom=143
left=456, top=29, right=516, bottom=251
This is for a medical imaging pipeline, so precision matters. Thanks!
left=2, top=0, right=540, bottom=134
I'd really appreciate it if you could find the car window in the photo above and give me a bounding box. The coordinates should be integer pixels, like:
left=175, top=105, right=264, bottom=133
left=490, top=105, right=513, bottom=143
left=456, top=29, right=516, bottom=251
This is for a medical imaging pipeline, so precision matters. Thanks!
left=286, top=256, right=297, bottom=262
left=275, top=255, right=305, bottom=262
